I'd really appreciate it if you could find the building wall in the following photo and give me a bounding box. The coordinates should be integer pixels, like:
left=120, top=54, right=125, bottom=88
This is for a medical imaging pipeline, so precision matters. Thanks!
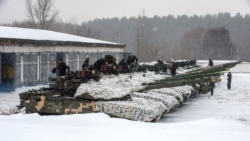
left=13, top=51, right=126, bottom=87
left=14, top=52, right=57, bottom=87
left=0, top=44, right=126, bottom=90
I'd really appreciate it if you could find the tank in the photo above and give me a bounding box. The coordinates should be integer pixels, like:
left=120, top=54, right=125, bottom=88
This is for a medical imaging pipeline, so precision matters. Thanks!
left=16, top=60, right=240, bottom=122
left=17, top=68, right=132, bottom=114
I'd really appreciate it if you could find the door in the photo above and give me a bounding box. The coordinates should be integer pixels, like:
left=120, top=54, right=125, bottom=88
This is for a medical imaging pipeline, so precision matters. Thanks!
left=0, top=53, right=16, bottom=92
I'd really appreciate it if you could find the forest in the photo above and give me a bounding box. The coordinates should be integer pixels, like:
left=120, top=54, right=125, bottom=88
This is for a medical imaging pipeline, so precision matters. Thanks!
left=6, top=12, right=250, bottom=62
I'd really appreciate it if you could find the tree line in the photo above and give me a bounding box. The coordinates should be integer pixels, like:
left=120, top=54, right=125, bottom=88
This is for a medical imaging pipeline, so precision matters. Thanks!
left=2, top=0, right=250, bottom=62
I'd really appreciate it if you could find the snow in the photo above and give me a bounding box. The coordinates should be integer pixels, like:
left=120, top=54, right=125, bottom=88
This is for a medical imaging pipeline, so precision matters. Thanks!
left=162, top=73, right=250, bottom=124
left=0, top=85, right=48, bottom=115
left=0, top=113, right=249, bottom=141
left=0, top=26, right=121, bottom=45
left=0, top=61, right=250, bottom=141
left=75, top=71, right=166, bottom=99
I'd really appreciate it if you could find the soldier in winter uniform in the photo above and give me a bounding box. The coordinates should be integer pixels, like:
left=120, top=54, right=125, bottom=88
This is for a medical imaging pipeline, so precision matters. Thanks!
left=210, top=82, right=215, bottom=96
left=227, top=72, right=232, bottom=89
left=53, top=58, right=70, bottom=76
left=82, top=58, right=90, bottom=70
left=119, top=59, right=127, bottom=73
left=126, top=55, right=139, bottom=73
left=119, top=59, right=126, bottom=66
left=170, top=62, right=177, bottom=76
left=127, top=55, right=138, bottom=65
left=208, top=59, right=213, bottom=66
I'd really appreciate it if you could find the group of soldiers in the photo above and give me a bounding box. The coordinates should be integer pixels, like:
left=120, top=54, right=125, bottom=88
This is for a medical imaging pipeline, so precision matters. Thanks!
left=118, top=55, right=139, bottom=73
left=53, top=55, right=198, bottom=81
left=153, top=59, right=197, bottom=76
left=52, top=55, right=140, bottom=82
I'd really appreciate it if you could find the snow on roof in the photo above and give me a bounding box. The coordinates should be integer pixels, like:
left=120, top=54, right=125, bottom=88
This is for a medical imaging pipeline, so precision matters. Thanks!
left=0, top=26, right=123, bottom=46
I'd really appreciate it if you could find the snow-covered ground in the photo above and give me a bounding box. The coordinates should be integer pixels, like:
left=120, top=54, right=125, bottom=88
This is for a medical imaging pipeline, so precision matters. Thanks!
left=0, top=61, right=250, bottom=141
left=162, top=73, right=250, bottom=124
left=0, top=85, right=48, bottom=115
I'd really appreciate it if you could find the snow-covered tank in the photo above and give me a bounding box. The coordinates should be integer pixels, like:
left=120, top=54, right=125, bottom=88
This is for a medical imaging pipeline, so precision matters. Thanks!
left=17, top=61, right=240, bottom=122
left=18, top=69, right=105, bottom=114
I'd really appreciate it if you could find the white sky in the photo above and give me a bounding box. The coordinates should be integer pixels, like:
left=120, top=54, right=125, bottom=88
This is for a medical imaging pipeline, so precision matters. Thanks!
left=0, top=0, right=250, bottom=24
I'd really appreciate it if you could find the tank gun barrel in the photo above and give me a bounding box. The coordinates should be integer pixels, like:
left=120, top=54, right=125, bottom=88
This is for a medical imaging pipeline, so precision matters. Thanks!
left=141, top=61, right=240, bottom=92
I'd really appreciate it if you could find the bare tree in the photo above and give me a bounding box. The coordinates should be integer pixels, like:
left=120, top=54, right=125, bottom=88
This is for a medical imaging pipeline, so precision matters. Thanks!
left=26, top=0, right=59, bottom=29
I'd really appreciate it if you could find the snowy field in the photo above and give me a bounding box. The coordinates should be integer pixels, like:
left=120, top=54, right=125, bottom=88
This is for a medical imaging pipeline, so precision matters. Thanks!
left=0, top=61, right=250, bottom=141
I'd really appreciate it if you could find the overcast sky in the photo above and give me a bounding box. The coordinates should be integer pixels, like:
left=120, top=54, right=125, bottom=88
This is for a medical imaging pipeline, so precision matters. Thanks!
left=0, top=0, right=250, bottom=24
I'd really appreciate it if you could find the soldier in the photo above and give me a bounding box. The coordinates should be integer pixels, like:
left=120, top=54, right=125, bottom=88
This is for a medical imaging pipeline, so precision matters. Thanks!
left=119, top=59, right=126, bottom=66
left=127, top=55, right=138, bottom=65
left=105, top=55, right=115, bottom=64
left=110, top=56, right=119, bottom=74
left=170, top=62, right=177, bottom=76
left=227, top=72, right=232, bottom=89
left=157, top=59, right=164, bottom=65
left=54, top=58, right=70, bottom=76
left=119, top=59, right=127, bottom=73
left=93, top=58, right=106, bottom=72
left=82, top=58, right=90, bottom=70
left=208, top=59, right=213, bottom=66
left=126, top=55, right=139, bottom=73
left=210, top=82, right=215, bottom=96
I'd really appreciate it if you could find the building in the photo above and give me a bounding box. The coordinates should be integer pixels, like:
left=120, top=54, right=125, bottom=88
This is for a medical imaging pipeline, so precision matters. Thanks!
left=0, top=26, right=126, bottom=91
